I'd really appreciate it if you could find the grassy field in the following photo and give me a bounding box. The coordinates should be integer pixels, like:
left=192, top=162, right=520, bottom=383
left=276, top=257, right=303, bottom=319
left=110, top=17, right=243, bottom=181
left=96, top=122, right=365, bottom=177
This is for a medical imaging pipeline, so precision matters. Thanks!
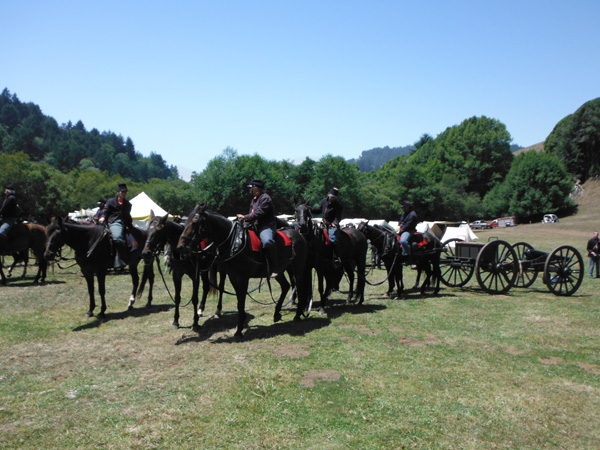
left=1, top=183, right=599, bottom=449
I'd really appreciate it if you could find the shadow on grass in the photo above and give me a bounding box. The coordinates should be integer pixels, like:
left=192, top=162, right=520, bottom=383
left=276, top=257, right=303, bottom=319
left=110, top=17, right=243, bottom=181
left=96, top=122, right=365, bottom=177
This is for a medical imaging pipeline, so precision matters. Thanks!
left=0, top=279, right=66, bottom=288
left=72, top=303, right=174, bottom=331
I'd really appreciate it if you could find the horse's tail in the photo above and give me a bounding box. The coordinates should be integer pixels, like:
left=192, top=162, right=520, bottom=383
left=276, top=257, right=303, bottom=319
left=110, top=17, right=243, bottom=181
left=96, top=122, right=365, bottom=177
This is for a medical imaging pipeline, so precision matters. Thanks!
left=136, top=259, right=153, bottom=300
left=208, top=264, right=218, bottom=297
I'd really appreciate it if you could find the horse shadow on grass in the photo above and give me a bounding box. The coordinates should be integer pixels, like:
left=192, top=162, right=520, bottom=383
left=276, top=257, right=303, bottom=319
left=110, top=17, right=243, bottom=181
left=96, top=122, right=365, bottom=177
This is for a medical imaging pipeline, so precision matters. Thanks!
left=72, top=303, right=174, bottom=332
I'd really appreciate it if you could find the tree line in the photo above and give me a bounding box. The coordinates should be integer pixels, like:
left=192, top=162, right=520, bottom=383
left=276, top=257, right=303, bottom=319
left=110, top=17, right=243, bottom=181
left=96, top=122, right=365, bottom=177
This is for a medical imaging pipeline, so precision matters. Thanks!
left=1, top=87, right=598, bottom=224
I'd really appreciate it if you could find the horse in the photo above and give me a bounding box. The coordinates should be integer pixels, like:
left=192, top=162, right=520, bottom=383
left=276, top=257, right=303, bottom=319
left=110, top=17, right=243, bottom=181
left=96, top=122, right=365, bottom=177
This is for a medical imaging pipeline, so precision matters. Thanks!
left=5, top=249, right=29, bottom=279
left=142, top=211, right=226, bottom=330
left=294, top=201, right=368, bottom=311
left=176, top=203, right=311, bottom=339
left=357, top=221, right=404, bottom=298
left=44, top=217, right=154, bottom=318
left=0, top=221, right=48, bottom=285
left=358, top=221, right=442, bottom=296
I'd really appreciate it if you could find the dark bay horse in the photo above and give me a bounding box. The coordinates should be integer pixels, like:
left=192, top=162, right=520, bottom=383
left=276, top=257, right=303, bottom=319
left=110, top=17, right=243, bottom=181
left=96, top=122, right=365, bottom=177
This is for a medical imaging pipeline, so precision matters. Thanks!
left=295, top=201, right=368, bottom=311
left=358, top=221, right=442, bottom=296
left=357, top=221, right=403, bottom=297
left=0, top=222, right=48, bottom=285
left=142, top=212, right=226, bottom=331
left=44, top=217, right=154, bottom=318
left=177, top=203, right=311, bottom=339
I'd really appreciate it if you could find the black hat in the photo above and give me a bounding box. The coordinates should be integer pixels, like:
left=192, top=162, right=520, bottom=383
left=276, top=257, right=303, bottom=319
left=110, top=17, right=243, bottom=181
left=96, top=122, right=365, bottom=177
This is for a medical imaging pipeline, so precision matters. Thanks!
left=5, top=184, right=14, bottom=191
left=328, top=187, right=339, bottom=198
left=117, top=183, right=128, bottom=192
left=247, top=179, right=265, bottom=189
left=98, top=198, right=105, bottom=204
left=402, top=200, right=412, bottom=208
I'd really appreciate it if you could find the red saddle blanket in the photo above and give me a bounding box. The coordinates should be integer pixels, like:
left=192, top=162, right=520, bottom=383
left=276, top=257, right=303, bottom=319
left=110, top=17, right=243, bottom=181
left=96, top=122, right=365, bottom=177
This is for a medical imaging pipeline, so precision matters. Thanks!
left=248, top=230, right=291, bottom=252
left=397, top=232, right=428, bottom=247
left=322, top=228, right=352, bottom=245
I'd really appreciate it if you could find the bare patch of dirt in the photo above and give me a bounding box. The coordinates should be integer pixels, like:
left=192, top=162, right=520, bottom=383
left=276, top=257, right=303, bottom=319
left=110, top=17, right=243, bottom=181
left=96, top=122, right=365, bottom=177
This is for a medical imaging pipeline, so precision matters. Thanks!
left=577, top=362, right=599, bottom=374
left=539, top=357, right=565, bottom=365
left=503, top=345, right=527, bottom=355
left=300, top=369, right=341, bottom=388
left=397, top=333, right=439, bottom=347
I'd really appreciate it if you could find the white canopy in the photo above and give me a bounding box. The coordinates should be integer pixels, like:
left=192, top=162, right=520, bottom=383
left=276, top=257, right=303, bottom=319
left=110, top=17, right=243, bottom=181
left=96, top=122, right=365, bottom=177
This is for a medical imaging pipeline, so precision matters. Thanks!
left=130, top=192, right=170, bottom=229
left=440, top=223, right=479, bottom=243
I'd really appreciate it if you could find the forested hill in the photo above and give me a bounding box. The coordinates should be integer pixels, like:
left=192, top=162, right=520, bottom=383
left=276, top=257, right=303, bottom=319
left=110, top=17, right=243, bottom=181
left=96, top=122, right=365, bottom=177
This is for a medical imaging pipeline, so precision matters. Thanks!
left=347, top=145, right=415, bottom=172
left=0, top=88, right=177, bottom=182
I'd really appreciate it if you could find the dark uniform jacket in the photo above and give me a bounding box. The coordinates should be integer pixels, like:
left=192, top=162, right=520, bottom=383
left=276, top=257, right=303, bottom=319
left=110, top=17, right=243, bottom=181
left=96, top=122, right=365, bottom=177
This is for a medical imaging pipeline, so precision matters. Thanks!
left=313, top=198, right=343, bottom=227
left=244, top=193, right=277, bottom=231
left=104, top=196, right=133, bottom=227
left=587, top=238, right=599, bottom=259
left=0, top=194, right=18, bottom=219
left=399, top=210, right=418, bottom=234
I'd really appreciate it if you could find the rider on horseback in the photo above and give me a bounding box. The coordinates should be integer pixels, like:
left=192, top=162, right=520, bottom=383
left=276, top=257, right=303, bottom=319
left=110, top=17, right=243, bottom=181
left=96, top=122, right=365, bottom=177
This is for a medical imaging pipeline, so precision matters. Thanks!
left=103, top=183, right=133, bottom=268
left=313, top=187, right=343, bottom=259
left=237, top=179, right=279, bottom=278
left=398, top=200, right=418, bottom=264
left=0, top=184, right=19, bottom=250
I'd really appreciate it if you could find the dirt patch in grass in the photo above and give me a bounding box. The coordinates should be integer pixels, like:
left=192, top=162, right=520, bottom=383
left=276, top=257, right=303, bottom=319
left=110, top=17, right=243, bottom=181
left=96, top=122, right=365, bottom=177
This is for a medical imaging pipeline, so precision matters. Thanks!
left=300, top=369, right=341, bottom=388
left=397, top=333, right=439, bottom=347
left=254, top=342, right=311, bottom=359
left=577, top=362, right=599, bottom=374
left=539, top=356, right=565, bottom=365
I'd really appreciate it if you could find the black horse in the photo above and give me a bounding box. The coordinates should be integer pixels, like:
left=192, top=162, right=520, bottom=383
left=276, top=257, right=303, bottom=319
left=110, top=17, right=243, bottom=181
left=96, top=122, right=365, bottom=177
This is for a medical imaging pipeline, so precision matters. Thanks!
left=357, top=221, right=404, bottom=298
left=358, top=221, right=442, bottom=296
left=142, top=212, right=227, bottom=331
left=44, top=217, right=154, bottom=318
left=0, top=222, right=48, bottom=285
left=176, top=203, right=311, bottom=339
left=294, top=201, right=368, bottom=311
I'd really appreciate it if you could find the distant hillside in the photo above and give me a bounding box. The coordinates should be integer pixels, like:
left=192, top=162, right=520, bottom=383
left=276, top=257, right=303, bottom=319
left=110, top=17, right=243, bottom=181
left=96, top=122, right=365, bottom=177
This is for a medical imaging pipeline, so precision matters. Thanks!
left=348, top=145, right=415, bottom=172
left=514, top=142, right=544, bottom=156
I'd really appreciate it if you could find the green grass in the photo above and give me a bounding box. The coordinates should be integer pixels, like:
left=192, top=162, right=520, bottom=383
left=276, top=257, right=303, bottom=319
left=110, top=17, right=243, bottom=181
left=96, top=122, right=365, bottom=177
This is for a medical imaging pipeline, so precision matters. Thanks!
left=1, top=197, right=599, bottom=449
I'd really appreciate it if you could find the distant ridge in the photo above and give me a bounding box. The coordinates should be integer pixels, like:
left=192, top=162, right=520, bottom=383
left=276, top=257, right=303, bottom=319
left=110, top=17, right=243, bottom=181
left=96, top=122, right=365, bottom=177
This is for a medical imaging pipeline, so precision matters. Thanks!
left=514, top=142, right=544, bottom=156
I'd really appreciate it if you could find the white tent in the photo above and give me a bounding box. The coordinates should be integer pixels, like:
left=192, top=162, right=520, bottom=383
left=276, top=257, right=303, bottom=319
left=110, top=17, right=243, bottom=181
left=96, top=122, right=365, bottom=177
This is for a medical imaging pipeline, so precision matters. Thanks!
left=440, top=223, right=479, bottom=244
left=130, top=192, right=170, bottom=229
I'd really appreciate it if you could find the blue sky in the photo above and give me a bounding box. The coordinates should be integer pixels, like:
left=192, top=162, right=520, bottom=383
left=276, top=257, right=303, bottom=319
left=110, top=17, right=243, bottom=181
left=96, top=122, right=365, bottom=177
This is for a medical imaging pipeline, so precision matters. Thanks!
left=3, top=1, right=599, bottom=180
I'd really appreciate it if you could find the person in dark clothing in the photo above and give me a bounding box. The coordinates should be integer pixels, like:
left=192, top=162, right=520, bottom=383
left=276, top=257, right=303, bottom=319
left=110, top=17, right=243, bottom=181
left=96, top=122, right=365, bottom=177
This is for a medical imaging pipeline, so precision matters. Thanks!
left=104, top=183, right=133, bottom=267
left=237, top=179, right=279, bottom=277
left=587, top=231, right=599, bottom=278
left=313, top=187, right=343, bottom=248
left=92, top=199, right=106, bottom=225
left=0, top=184, right=19, bottom=249
left=398, top=200, right=418, bottom=259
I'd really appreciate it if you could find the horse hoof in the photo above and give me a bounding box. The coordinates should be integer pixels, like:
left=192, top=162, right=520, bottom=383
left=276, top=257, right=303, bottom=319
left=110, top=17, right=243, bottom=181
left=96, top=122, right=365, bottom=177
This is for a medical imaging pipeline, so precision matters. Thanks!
left=233, top=332, right=244, bottom=341
left=86, top=311, right=94, bottom=318
left=274, top=312, right=282, bottom=323
left=128, top=305, right=134, bottom=312
left=145, top=302, right=152, bottom=308
left=214, top=309, right=222, bottom=318
left=293, top=315, right=302, bottom=322
left=172, top=323, right=180, bottom=330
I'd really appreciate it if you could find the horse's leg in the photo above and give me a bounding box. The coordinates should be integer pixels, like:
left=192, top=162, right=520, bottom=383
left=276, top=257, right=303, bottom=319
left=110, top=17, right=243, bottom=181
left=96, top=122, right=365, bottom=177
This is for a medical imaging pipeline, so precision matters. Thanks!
left=232, top=278, right=249, bottom=339
left=127, top=262, right=139, bottom=311
left=198, top=271, right=209, bottom=318
left=413, top=267, right=422, bottom=289
left=317, top=268, right=327, bottom=313
left=0, top=260, right=7, bottom=285
left=145, top=262, right=154, bottom=307
left=274, top=273, right=290, bottom=323
left=172, top=271, right=182, bottom=329
left=83, top=271, right=96, bottom=317
left=345, top=262, right=355, bottom=304
left=97, top=270, right=107, bottom=318
left=191, top=269, right=201, bottom=333
left=356, top=260, right=366, bottom=305
left=34, top=253, right=46, bottom=284
left=216, top=268, right=225, bottom=317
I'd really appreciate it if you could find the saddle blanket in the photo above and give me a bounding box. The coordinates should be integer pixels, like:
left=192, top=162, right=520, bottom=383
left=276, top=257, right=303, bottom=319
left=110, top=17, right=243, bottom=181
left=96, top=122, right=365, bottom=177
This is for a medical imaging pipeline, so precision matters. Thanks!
left=397, top=232, right=428, bottom=247
left=248, top=230, right=291, bottom=252
left=322, top=228, right=352, bottom=245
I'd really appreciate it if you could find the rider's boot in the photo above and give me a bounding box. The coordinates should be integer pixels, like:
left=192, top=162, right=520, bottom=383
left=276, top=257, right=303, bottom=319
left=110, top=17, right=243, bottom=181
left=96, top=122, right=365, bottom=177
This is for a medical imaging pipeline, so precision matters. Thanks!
left=114, top=241, right=127, bottom=269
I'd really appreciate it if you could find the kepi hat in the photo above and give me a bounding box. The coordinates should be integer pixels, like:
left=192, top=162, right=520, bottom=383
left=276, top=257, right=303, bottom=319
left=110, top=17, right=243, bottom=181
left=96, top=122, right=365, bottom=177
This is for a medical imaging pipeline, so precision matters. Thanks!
left=247, top=179, right=265, bottom=189
left=328, top=187, right=339, bottom=198
left=117, top=183, right=128, bottom=192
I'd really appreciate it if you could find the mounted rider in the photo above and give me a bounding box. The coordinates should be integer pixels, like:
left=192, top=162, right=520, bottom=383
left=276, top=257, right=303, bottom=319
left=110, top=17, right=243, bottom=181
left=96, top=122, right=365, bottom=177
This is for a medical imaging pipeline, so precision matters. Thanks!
left=237, top=179, right=279, bottom=278
left=103, top=183, right=133, bottom=267
left=0, top=184, right=20, bottom=250
left=313, top=187, right=343, bottom=254
left=398, top=200, right=418, bottom=262
left=92, top=198, right=106, bottom=225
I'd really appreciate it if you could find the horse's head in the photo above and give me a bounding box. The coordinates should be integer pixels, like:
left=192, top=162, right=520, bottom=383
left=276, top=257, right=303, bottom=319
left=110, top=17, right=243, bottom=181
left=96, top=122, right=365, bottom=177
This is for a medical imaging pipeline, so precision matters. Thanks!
left=142, top=211, right=168, bottom=262
left=294, top=199, right=313, bottom=235
left=44, top=216, right=66, bottom=261
left=177, top=202, right=209, bottom=256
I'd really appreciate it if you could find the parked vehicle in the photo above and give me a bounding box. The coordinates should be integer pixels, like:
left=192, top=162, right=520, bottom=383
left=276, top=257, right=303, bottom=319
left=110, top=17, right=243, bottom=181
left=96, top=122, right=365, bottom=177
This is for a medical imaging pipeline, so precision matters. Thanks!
left=492, top=217, right=516, bottom=227
left=470, top=220, right=492, bottom=229
left=543, top=214, right=559, bottom=223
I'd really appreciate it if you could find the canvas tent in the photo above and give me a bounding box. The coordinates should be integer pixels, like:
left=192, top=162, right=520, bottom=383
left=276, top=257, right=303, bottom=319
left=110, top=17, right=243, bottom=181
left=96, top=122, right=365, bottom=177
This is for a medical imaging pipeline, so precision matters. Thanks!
left=130, top=192, right=170, bottom=229
left=440, top=223, right=478, bottom=243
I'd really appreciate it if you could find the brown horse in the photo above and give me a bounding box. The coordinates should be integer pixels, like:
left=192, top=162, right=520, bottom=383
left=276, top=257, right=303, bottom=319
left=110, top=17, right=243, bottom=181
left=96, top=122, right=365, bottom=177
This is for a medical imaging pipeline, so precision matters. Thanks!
left=294, top=201, right=368, bottom=311
left=44, top=217, right=154, bottom=318
left=142, top=212, right=226, bottom=330
left=177, top=203, right=311, bottom=339
left=0, top=221, right=47, bottom=285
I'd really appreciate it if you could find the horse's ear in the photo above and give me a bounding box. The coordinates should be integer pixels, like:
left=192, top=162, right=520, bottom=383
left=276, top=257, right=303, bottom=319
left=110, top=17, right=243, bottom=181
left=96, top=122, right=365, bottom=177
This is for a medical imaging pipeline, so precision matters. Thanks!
left=150, top=210, right=155, bottom=220
left=162, top=212, right=169, bottom=222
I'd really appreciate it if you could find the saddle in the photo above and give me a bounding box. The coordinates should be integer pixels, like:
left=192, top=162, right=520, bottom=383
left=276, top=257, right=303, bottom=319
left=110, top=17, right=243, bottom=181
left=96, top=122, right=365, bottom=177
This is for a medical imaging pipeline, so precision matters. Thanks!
left=397, top=232, right=429, bottom=251
left=231, top=223, right=291, bottom=257
left=0, top=220, right=29, bottom=253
